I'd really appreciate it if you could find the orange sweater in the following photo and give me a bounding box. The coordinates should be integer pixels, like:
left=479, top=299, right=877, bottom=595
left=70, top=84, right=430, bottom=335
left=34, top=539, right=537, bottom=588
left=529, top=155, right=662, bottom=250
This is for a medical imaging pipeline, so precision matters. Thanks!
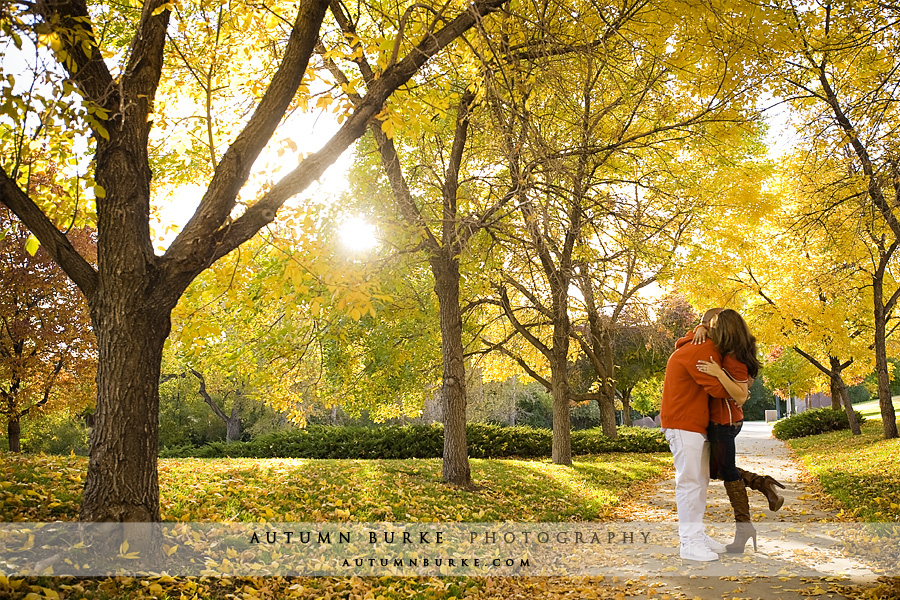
left=709, top=354, right=749, bottom=425
left=660, top=332, right=730, bottom=434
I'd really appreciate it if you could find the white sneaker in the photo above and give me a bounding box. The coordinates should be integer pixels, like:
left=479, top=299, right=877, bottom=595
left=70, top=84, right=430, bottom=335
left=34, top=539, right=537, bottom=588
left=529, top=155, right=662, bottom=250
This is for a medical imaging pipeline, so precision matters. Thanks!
left=680, top=542, right=719, bottom=561
left=702, top=534, right=727, bottom=553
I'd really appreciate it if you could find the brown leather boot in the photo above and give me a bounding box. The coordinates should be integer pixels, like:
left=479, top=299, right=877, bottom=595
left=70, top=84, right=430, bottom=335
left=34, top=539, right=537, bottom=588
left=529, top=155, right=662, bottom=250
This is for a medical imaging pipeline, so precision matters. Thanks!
left=724, top=479, right=756, bottom=553
left=737, top=468, right=785, bottom=511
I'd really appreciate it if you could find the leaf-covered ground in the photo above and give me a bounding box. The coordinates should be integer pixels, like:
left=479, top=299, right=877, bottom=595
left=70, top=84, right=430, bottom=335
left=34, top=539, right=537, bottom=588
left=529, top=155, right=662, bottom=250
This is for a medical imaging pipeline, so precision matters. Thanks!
left=0, top=453, right=671, bottom=523
left=0, top=573, right=692, bottom=600
left=5, top=443, right=900, bottom=600
left=0, top=452, right=680, bottom=599
left=790, top=420, right=900, bottom=522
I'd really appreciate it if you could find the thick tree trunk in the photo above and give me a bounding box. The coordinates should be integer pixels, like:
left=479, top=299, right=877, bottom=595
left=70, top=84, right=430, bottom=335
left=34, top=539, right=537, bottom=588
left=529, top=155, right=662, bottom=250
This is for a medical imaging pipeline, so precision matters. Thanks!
left=596, top=330, right=617, bottom=438
left=551, top=303, right=572, bottom=464
left=829, top=376, right=842, bottom=411
left=432, top=255, right=470, bottom=486
left=226, top=406, right=242, bottom=444
left=550, top=361, right=572, bottom=465
left=81, top=297, right=171, bottom=522
left=7, top=418, right=21, bottom=453
left=829, top=357, right=860, bottom=435
left=874, top=277, right=900, bottom=439
left=621, top=389, right=633, bottom=427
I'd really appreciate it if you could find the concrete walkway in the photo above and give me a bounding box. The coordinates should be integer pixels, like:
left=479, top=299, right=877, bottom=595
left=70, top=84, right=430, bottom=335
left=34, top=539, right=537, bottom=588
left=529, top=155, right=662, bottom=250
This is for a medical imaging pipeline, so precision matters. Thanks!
left=612, top=421, right=885, bottom=600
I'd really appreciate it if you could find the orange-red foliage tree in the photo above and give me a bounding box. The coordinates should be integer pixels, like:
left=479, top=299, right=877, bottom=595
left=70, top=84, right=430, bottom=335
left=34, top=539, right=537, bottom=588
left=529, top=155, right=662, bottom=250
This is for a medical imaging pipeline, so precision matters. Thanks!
left=0, top=207, right=96, bottom=452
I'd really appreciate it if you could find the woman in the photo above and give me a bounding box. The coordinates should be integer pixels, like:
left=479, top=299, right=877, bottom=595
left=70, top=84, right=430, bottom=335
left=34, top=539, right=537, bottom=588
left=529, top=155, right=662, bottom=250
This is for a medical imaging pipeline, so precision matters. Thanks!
left=695, top=309, right=785, bottom=553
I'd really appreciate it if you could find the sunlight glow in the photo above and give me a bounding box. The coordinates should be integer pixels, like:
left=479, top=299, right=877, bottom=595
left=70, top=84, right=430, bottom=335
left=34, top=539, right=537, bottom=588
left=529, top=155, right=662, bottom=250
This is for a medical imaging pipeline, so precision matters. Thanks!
left=339, top=217, right=378, bottom=251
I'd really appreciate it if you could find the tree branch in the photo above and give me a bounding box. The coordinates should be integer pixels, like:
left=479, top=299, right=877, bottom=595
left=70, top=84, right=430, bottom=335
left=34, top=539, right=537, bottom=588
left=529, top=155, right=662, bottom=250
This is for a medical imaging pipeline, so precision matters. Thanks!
left=35, top=0, right=116, bottom=110
left=0, top=168, right=98, bottom=298
left=478, top=336, right=551, bottom=389
left=443, top=89, right=477, bottom=251
left=20, top=357, right=65, bottom=418
left=189, top=369, right=229, bottom=424
left=496, top=284, right=551, bottom=359
left=204, top=0, right=509, bottom=266
left=162, top=0, right=330, bottom=282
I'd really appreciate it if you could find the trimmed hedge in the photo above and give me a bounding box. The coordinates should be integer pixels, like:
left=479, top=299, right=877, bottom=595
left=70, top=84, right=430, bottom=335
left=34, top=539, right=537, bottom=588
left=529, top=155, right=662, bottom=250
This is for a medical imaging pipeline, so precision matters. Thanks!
left=159, top=423, right=668, bottom=459
left=772, top=407, right=866, bottom=440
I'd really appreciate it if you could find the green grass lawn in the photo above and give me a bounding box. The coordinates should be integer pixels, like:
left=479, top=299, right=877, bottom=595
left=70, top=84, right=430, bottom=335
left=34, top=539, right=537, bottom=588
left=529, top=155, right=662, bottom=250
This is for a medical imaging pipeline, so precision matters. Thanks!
left=790, top=420, right=900, bottom=521
left=852, top=396, right=900, bottom=419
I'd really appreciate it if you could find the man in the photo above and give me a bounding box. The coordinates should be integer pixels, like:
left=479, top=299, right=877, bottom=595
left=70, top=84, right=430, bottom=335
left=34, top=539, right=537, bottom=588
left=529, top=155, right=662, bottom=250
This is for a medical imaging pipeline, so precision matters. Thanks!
left=661, top=307, right=731, bottom=561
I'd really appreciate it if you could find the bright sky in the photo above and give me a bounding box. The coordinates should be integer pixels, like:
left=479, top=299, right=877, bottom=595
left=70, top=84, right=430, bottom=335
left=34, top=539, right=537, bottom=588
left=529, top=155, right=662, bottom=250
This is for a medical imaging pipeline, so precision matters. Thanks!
left=761, top=93, right=799, bottom=159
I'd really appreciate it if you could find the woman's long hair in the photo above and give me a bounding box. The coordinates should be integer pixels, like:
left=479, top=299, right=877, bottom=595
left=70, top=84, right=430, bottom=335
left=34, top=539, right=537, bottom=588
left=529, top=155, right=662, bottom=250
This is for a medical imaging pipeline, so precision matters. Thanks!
left=709, top=309, right=761, bottom=378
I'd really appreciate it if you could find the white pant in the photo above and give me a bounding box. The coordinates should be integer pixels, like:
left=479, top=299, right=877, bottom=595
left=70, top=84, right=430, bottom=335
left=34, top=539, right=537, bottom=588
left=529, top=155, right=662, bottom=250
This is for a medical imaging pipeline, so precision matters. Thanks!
left=664, top=429, right=710, bottom=545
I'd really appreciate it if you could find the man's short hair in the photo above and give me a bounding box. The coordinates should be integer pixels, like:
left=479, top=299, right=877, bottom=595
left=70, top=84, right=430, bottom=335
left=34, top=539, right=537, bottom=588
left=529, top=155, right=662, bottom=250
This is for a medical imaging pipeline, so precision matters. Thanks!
left=701, top=307, right=724, bottom=326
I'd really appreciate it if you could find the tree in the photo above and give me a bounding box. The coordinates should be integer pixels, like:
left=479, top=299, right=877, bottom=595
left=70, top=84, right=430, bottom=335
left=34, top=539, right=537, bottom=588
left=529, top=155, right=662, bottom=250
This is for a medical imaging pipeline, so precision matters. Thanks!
left=0, top=0, right=508, bottom=521
left=480, top=0, right=766, bottom=459
left=570, top=190, right=697, bottom=434
left=765, top=0, right=900, bottom=438
left=610, top=296, right=698, bottom=425
left=340, top=79, right=488, bottom=484
left=319, top=47, right=493, bottom=483
left=0, top=208, right=95, bottom=452
left=160, top=369, right=243, bottom=443
left=762, top=346, right=820, bottom=415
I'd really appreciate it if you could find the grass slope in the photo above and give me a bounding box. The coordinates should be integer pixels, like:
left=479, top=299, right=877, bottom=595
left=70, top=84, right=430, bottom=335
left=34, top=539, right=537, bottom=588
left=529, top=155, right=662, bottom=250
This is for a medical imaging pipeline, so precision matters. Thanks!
left=852, top=397, right=900, bottom=420
left=790, top=420, right=900, bottom=521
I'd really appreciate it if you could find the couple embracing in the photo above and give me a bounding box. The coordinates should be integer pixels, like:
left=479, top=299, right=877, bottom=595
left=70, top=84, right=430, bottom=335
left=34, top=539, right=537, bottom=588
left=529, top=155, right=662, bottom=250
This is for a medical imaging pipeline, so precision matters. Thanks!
left=660, top=308, right=786, bottom=562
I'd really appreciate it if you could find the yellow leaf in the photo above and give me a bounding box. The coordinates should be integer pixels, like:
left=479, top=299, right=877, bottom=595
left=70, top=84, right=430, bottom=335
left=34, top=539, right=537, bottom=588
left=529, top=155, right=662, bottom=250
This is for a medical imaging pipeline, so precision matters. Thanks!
left=151, top=3, right=173, bottom=16
left=19, top=534, right=34, bottom=551
left=120, top=539, right=129, bottom=555
left=25, top=234, right=39, bottom=256
left=808, top=586, right=826, bottom=594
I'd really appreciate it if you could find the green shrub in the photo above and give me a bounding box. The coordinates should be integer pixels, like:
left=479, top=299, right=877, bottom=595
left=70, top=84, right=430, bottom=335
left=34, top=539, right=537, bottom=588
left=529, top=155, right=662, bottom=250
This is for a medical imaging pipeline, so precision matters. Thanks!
left=772, top=407, right=866, bottom=440
left=159, top=424, right=667, bottom=459
left=573, top=427, right=669, bottom=453
left=13, top=411, right=90, bottom=455
left=847, top=384, right=871, bottom=405
left=514, top=388, right=553, bottom=429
